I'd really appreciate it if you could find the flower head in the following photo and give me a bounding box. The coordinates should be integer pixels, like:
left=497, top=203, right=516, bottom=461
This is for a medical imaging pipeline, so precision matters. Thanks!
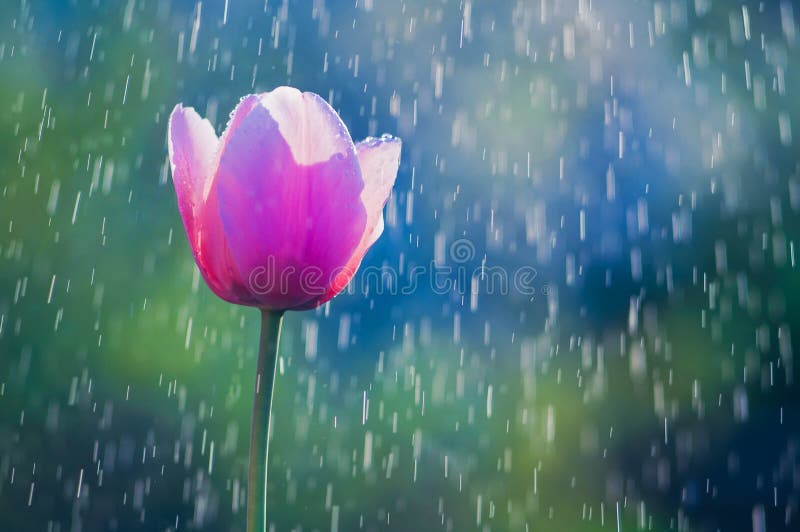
left=168, top=87, right=400, bottom=310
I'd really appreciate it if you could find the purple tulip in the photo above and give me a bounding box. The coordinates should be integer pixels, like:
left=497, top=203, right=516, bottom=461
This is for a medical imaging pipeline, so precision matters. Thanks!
left=168, top=86, right=401, bottom=310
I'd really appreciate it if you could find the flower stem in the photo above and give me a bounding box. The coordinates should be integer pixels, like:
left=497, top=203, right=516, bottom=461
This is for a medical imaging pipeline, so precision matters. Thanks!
left=246, top=309, right=284, bottom=532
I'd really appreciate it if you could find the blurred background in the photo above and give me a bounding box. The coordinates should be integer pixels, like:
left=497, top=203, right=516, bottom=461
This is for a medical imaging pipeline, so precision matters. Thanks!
left=1, top=0, right=799, bottom=530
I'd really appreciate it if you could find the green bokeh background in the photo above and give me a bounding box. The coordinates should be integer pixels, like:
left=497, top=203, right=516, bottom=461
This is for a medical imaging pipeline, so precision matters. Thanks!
left=1, top=1, right=799, bottom=530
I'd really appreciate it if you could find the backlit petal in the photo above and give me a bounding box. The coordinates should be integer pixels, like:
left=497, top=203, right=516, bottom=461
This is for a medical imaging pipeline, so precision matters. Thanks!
left=259, top=86, right=354, bottom=165
left=167, top=104, right=219, bottom=247
left=356, top=135, right=402, bottom=230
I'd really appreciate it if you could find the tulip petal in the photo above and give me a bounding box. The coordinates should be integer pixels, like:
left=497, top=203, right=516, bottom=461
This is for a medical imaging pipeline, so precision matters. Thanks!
left=356, top=135, right=402, bottom=230
left=212, top=88, right=367, bottom=309
left=168, top=104, right=219, bottom=247
left=259, top=86, right=355, bottom=165
left=300, top=136, right=401, bottom=308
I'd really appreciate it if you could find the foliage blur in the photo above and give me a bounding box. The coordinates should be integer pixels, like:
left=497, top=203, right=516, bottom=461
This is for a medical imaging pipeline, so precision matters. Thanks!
left=1, top=0, right=800, bottom=530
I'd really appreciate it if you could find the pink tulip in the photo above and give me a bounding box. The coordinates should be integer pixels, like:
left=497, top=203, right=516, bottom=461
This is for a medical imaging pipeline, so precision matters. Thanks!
left=168, top=87, right=401, bottom=310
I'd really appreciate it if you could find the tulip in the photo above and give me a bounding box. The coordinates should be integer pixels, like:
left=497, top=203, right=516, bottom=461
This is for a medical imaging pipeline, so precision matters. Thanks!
left=167, top=87, right=400, bottom=532
left=168, top=87, right=400, bottom=310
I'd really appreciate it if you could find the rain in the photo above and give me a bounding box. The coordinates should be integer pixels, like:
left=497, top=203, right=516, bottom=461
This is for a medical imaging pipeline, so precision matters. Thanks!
left=1, top=0, right=799, bottom=531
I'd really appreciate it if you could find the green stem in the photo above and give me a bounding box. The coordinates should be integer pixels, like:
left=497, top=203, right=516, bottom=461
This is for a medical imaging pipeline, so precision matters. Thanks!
left=246, top=309, right=284, bottom=532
